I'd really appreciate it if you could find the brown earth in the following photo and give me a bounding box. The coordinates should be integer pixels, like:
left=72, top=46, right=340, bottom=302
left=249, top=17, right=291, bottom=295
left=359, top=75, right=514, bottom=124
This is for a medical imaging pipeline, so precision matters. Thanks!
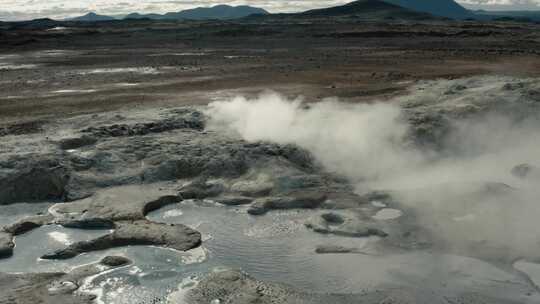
left=0, top=19, right=539, bottom=125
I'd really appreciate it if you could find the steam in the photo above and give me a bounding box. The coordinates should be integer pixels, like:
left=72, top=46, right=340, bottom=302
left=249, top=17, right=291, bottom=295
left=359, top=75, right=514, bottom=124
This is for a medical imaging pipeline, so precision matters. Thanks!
left=206, top=77, right=540, bottom=261
left=206, top=79, right=540, bottom=191
left=207, top=91, right=423, bottom=186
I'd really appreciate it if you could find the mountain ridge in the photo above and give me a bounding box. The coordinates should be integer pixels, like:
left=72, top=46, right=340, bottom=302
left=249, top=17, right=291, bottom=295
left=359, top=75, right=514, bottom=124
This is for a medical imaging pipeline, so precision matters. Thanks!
left=239, top=0, right=441, bottom=21
left=71, top=5, right=268, bottom=22
left=71, top=12, right=116, bottom=22
left=381, top=0, right=472, bottom=19
left=299, top=0, right=437, bottom=19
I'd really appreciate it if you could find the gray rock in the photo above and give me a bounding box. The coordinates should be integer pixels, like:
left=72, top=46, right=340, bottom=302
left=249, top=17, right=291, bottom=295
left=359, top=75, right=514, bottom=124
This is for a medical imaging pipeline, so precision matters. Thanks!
left=0, top=158, right=69, bottom=205
left=320, top=212, right=345, bottom=224
left=57, top=217, right=116, bottom=229
left=0, top=256, right=131, bottom=304
left=0, top=120, right=44, bottom=137
left=0, top=231, right=14, bottom=258
left=3, top=213, right=54, bottom=235
left=99, top=255, right=131, bottom=267
left=213, top=195, right=253, bottom=206
left=1, top=185, right=202, bottom=260
left=184, top=269, right=362, bottom=304
left=41, top=220, right=201, bottom=260
left=305, top=211, right=388, bottom=238
left=80, top=116, right=204, bottom=137
left=247, top=191, right=327, bottom=215
left=52, top=185, right=179, bottom=223
left=230, top=179, right=274, bottom=196
left=274, top=174, right=324, bottom=192
left=57, top=135, right=97, bottom=150
left=315, top=245, right=357, bottom=254
left=178, top=181, right=226, bottom=200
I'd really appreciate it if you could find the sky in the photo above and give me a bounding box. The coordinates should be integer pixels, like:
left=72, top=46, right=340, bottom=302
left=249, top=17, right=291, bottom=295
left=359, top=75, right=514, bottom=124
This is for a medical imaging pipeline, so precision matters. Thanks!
left=0, top=0, right=539, bottom=21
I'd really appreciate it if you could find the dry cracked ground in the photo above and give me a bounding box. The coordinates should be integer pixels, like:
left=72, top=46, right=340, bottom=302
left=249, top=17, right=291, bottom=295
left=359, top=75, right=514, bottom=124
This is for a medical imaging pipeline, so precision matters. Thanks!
left=1, top=19, right=540, bottom=304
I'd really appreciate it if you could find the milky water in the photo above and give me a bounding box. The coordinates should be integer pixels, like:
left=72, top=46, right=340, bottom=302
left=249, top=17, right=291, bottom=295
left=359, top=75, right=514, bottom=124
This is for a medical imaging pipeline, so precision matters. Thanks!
left=1, top=199, right=539, bottom=303
left=0, top=202, right=52, bottom=226
left=0, top=224, right=112, bottom=273
left=372, top=208, right=403, bottom=220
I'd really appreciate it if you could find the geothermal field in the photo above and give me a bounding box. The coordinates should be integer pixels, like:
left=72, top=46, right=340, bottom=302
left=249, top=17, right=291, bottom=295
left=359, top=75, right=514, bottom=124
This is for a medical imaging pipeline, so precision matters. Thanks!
left=2, top=3, right=540, bottom=304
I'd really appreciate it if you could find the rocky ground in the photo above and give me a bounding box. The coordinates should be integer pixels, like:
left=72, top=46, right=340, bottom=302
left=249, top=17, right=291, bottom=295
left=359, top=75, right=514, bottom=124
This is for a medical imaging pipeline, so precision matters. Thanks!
left=0, top=256, right=131, bottom=304
left=1, top=17, right=540, bottom=304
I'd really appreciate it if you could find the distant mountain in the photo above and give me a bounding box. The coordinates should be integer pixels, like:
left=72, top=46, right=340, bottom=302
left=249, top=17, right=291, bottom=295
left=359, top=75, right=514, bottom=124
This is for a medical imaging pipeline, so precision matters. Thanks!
left=124, top=13, right=164, bottom=20
left=125, top=5, right=268, bottom=21
left=4, top=18, right=64, bottom=30
left=381, top=0, right=472, bottom=19
left=244, top=0, right=432, bottom=21
left=473, top=10, right=540, bottom=22
left=71, top=12, right=115, bottom=22
left=300, top=0, right=434, bottom=19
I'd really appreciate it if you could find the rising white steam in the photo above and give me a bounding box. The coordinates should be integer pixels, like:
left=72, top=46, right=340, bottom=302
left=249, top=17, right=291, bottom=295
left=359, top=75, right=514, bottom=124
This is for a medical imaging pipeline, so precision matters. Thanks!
left=206, top=78, right=540, bottom=191
left=206, top=77, right=540, bottom=261
left=206, top=91, right=424, bottom=186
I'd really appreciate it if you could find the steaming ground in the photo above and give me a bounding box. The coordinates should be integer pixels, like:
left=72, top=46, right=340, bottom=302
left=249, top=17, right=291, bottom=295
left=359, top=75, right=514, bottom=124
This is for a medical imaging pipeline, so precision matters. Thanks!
left=207, top=76, right=540, bottom=189
left=2, top=75, right=540, bottom=304
left=207, top=75, right=540, bottom=263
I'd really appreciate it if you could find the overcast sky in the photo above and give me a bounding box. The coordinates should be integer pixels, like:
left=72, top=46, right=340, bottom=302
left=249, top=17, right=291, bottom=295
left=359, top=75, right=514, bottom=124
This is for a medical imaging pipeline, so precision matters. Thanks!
left=0, top=0, right=539, bottom=21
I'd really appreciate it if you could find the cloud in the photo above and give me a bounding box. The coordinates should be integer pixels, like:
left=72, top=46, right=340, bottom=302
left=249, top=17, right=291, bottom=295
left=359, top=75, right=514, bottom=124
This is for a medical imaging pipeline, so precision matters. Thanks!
left=460, top=0, right=540, bottom=10
left=1, top=0, right=539, bottom=21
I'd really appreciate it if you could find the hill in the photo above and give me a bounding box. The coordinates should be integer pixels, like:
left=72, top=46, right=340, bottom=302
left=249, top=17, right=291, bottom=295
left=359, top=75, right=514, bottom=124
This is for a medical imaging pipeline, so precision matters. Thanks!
left=249, top=0, right=438, bottom=21
left=125, top=5, right=268, bottom=21
left=70, top=12, right=116, bottom=22
left=473, top=10, right=540, bottom=22
left=382, top=0, right=472, bottom=19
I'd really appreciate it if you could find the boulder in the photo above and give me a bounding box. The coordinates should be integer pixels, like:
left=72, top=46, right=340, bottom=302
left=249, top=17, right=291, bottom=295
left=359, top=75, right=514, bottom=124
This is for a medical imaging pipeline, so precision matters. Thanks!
left=0, top=231, right=14, bottom=258
left=57, top=135, right=97, bottom=150
left=247, top=191, right=327, bottom=215
left=305, top=211, right=388, bottom=238
left=0, top=159, right=69, bottom=205
left=3, top=214, right=54, bottom=235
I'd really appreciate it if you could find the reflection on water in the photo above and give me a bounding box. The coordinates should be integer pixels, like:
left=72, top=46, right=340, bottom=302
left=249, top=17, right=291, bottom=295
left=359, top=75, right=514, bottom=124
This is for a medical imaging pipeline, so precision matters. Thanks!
left=0, top=202, right=52, bottom=227
left=2, top=200, right=539, bottom=303
left=0, top=224, right=112, bottom=273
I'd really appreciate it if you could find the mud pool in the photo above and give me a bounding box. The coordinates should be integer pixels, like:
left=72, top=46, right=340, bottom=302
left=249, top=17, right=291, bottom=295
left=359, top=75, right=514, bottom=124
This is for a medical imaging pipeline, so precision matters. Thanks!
left=2, top=197, right=539, bottom=304
left=2, top=76, right=540, bottom=303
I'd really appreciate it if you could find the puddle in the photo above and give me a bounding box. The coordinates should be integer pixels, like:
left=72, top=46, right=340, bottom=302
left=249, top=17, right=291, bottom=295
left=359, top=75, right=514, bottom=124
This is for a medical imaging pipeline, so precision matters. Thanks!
left=371, top=200, right=387, bottom=208
left=2, top=200, right=538, bottom=304
left=372, top=208, right=403, bottom=220
left=48, top=231, right=73, bottom=245
left=163, top=209, right=183, bottom=218
left=149, top=53, right=207, bottom=57
left=0, top=202, right=53, bottom=227
left=52, top=89, right=98, bottom=94
left=79, top=67, right=163, bottom=75
left=0, top=225, right=111, bottom=273
left=114, top=82, right=140, bottom=87
left=0, top=63, right=39, bottom=70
